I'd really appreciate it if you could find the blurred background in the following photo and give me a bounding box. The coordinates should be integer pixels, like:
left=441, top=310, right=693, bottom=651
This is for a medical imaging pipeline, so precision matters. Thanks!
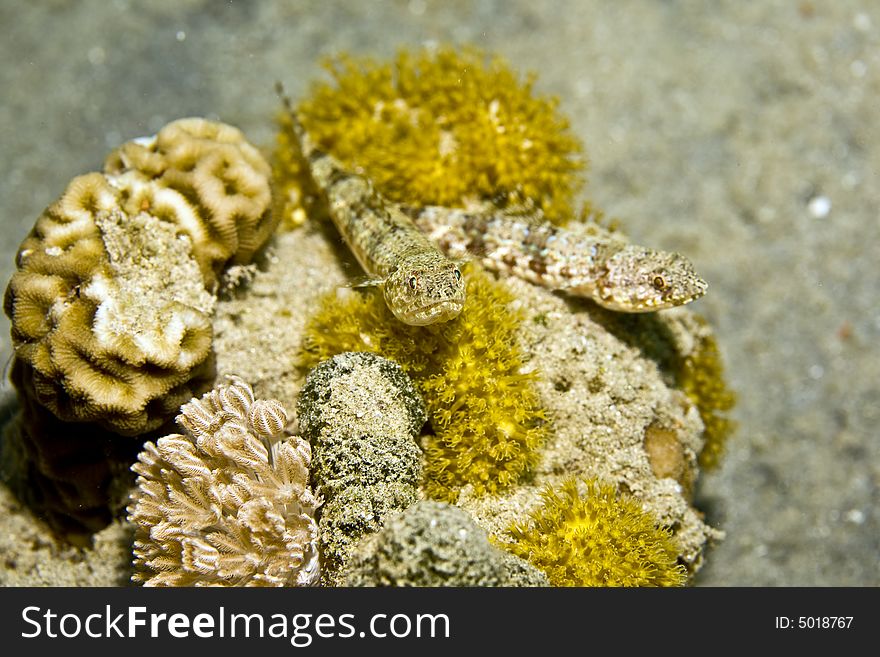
left=0, top=0, right=877, bottom=585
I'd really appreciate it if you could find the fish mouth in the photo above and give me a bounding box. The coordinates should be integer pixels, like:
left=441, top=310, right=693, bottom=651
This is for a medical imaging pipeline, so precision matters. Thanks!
left=403, top=299, right=464, bottom=326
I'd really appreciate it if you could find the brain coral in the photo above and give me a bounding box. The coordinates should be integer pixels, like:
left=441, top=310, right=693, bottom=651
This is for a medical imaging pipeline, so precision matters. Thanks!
left=4, top=118, right=276, bottom=435
left=128, top=376, right=320, bottom=587
left=105, top=118, right=276, bottom=287
left=0, top=359, right=138, bottom=545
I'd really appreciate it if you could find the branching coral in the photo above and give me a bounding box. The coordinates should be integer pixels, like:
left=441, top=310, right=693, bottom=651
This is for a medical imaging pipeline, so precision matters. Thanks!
left=128, top=376, right=320, bottom=586
left=504, top=478, right=687, bottom=587
left=275, top=46, right=584, bottom=229
left=297, top=352, right=425, bottom=586
left=4, top=118, right=275, bottom=435
left=299, top=264, right=547, bottom=503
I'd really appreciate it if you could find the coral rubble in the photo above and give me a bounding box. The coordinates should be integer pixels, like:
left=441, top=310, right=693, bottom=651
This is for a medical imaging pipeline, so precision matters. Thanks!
left=128, top=376, right=319, bottom=586
left=344, top=500, right=548, bottom=587
left=4, top=118, right=275, bottom=435
left=297, top=352, right=425, bottom=586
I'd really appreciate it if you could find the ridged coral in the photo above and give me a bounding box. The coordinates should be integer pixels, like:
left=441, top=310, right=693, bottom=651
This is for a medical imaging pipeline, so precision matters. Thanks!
left=4, top=118, right=275, bottom=435
left=275, top=46, right=584, bottom=229
left=504, top=478, right=687, bottom=587
left=128, top=376, right=320, bottom=587
left=299, top=264, right=547, bottom=502
left=344, top=500, right=548, bottom=587
left=297, top=352, right=426, bottom=586
left=105, top=118, right=277, bottom=287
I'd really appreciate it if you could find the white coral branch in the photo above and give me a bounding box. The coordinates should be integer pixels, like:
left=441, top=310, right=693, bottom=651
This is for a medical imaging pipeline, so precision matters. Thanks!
left=128, top=376, right=321, bottom=586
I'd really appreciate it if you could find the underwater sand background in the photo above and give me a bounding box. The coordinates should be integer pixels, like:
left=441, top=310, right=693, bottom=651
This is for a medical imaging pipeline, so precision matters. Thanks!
left=0, top=0, right=877, bottom=586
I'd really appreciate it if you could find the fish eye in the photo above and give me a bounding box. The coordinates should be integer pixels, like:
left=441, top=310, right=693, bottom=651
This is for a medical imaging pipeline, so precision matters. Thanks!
left=453, top=268, right=462, bottom=282
left=408, top=276, right=418, bottom=291
left=652, top=275, right=667, bottom=291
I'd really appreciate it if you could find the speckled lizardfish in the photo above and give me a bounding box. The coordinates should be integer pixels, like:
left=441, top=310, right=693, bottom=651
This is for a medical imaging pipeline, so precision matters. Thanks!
left=408, top=204, right=708, bottom=312
left=279, top=85, right=705, bottom=316
left=278, top=86, right=466, bottom=326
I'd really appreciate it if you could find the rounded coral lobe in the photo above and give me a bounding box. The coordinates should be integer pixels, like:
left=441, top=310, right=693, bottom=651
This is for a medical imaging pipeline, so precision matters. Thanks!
left=383, top=253, right=466, bottom=326
left=295, top=47, right=584, bottom=225
left=4, top=118, right=277, bottom=435
left=595, top=246, right=708, bottom=312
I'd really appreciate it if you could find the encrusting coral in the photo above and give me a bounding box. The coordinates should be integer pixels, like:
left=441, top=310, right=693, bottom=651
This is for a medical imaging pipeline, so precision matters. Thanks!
left=344, top=500, right=548, bottom=587
left=503, top=477, right=687, bottom=587
left=297, top=352, right=426, bottom=586
left=299, top=264, right=547, bottom=503
left=274, top=46, right=584, bottom=229
left=4, top=118, right=276, bottom=435
left=128, top=375, right=320, bottom=586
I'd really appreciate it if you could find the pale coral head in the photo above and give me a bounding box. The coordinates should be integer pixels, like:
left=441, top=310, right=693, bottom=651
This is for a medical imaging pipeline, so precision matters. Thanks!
left=596, top=246, right=707, bottom=312
left=383, top=253, right=466, bottom=325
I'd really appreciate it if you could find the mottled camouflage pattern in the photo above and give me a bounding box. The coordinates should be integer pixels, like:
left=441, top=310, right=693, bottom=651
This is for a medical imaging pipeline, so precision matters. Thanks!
left=411, top=206, right=707, bottom=312
left=281, top=96, right=465, bottom=326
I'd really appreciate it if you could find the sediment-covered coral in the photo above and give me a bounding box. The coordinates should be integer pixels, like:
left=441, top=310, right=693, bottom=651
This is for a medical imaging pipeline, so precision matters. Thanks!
left=4, top=118, right=275, bottom=435
left=297, top=352, right=426, bottom=586
left=596, top=309, right=737, bottom=472
left=344, top=500, right=548, bottom=587
left=128, top=376, right=320, bottom=586
left=275, top=46, right=584, bottom=229
left=503, top=478, right=687, bottom=587
left=299, top=264, right=548, bottom=503
left=106, top=118, right=277, bottom=287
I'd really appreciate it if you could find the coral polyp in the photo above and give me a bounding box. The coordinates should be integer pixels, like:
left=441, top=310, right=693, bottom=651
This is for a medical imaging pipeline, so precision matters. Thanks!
left=128, top=376, right=320, bottom=587
left=299, top=263, right=547, bottom=502
left=504, top=478, right=687, bottom=587
left=675, top=316, right=737, bottom=469
left=275, top=46, right=584, bottom=229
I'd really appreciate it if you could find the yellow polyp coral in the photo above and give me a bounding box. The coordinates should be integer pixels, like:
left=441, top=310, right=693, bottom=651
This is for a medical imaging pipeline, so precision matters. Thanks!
left=4, top=118, right=275, bottom=435
left=276, top=46, right=584, bottom=229
left=504, top=478, right=687, bottom=587
left=299, top=263, right=547, bottom=502
left=675, top=315, right=737, bottom=470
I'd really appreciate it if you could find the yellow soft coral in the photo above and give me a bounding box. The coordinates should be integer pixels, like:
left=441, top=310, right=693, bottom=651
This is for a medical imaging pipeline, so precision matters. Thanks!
left=676, top=318, right=737, bottom=470
left=504, top=478, right=687, bottom=587
left=276, top=46, right=584, bottom=229
left=299, top=264, right=547, bottom=502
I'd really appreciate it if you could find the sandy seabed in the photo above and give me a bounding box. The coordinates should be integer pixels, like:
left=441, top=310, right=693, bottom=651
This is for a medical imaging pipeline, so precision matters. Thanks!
left=0, top=1, right=877, bottom=586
